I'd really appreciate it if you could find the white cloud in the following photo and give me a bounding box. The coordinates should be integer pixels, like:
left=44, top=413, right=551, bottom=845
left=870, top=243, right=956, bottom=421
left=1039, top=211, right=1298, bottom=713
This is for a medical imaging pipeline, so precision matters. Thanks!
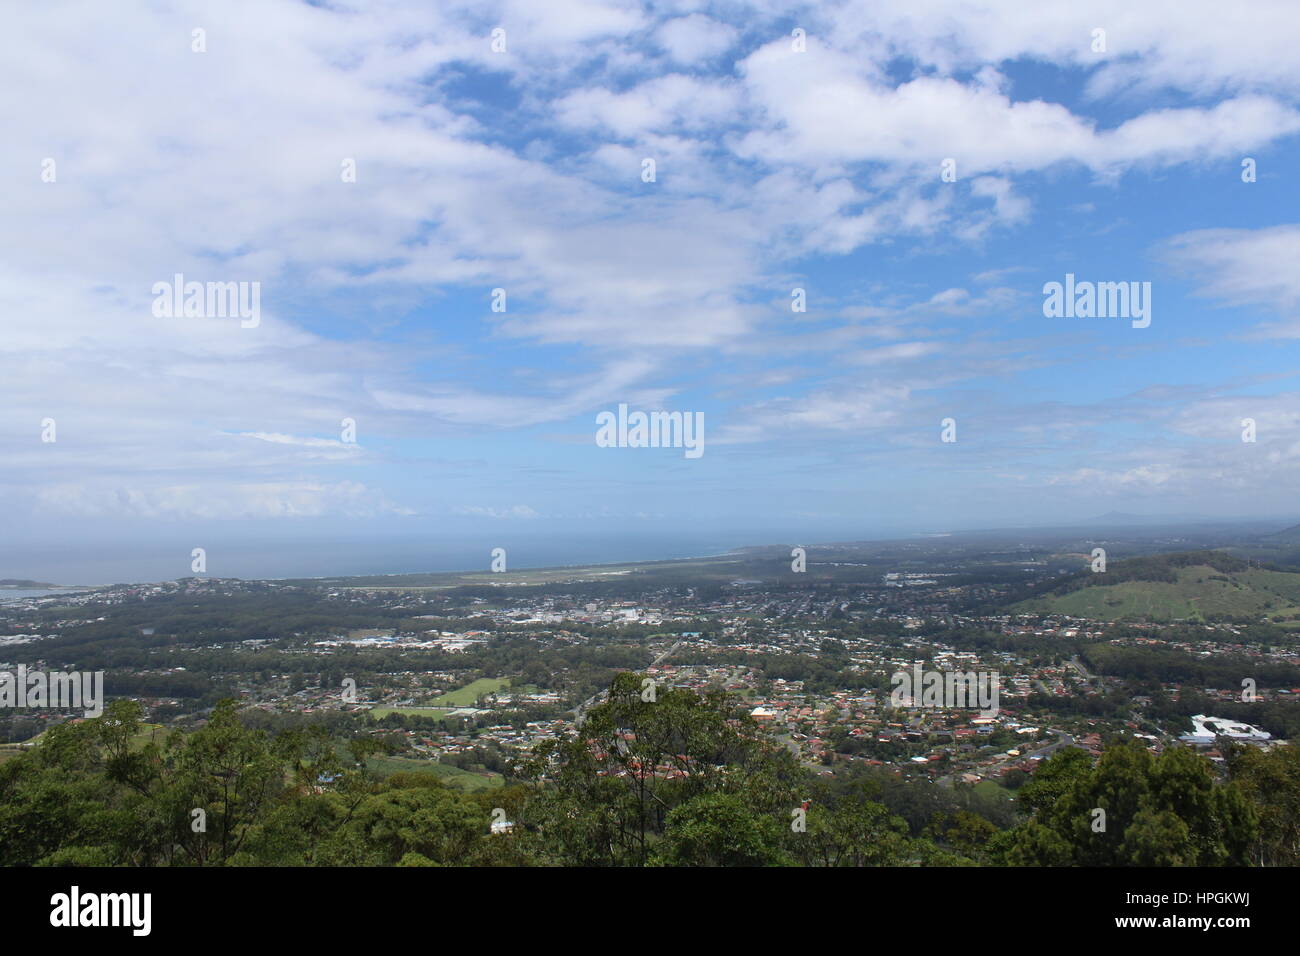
left=719, top=382, right=912, bottom=443
left=825, top=0, right=1300, bottom=98
left=34, top=480, right=408, bottom=519
left=734, top=44, right=1300, bottom=177
left=453, top=504, right=541, bottom=519
left=4, top=0, right=1300, bottom=527
left=556, top=74, right=741, bottom=137
left=655, top=14, right=738, bottom=64
left=1161, top=225, right=1300, bottom=336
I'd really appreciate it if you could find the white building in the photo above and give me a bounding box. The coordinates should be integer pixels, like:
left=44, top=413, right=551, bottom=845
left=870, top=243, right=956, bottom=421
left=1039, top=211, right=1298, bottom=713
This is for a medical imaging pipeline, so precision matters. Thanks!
left=1179, top=714, right=1271, bottom=745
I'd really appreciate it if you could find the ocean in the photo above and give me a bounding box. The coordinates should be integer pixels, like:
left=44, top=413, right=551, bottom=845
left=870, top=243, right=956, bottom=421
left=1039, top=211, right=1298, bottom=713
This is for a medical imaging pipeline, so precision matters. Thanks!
left=0, top=534, right=762, bottom=588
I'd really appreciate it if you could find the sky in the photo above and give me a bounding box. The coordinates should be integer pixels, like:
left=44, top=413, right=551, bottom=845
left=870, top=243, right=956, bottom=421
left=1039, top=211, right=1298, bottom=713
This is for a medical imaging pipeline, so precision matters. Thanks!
left=3, top=0, right=1300, bottom=583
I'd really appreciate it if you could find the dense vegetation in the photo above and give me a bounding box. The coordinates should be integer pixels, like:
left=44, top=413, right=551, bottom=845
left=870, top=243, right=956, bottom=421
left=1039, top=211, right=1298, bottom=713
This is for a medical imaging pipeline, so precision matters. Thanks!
left=1, top=673, right=1295, bottom=867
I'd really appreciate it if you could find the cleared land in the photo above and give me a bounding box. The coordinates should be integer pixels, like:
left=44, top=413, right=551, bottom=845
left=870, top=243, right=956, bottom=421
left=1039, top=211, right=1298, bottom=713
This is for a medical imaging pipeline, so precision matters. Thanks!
left=363, top=754, right=503, bottom=791
left=1015, top=563, right=1300, bottom=621
left=369, top=677, right=512, bottom=720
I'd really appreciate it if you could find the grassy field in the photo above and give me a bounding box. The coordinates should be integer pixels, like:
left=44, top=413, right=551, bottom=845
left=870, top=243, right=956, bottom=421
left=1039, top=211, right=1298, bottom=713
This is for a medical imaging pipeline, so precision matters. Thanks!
left=973, top=779, right=1014, bottom=800
left=363, top=754, right=503, bottom=791
left=130, top=723, right=169, bottom=747
left=429, top=677, right=509, bottom=706
left=1015, top=564, right=1300, bottom=621
left=369, top=677, right=513, bottom=720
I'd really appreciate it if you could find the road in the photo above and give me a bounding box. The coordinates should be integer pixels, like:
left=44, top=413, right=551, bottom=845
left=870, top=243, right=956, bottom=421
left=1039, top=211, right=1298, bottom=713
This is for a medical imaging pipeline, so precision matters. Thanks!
left=936, top=729, right=1075, bottom=788
left=1070, top=654, right=1102, bottom=684
left=573, top=640, right=681, bottom=728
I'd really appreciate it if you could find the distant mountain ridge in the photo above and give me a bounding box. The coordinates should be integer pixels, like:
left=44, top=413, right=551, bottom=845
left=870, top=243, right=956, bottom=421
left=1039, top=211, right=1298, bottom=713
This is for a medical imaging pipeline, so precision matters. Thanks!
left=1264, top=522, right=1300, bottom=543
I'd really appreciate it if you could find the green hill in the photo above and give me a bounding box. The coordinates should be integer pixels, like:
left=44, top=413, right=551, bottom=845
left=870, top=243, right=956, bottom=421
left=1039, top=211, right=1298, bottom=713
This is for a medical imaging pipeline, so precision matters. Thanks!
left=1247, top=522, right=1300, bottom=569
left=1012, top=550, right=1300, bottom=622
left=1264, top=522, right=1300, bottom=545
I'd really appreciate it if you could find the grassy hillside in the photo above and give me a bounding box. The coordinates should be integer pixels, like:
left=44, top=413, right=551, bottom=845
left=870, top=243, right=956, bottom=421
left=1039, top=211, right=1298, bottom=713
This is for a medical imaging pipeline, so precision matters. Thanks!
left=1013, top=551, right=1300, bottom=622
left=1263, top=522, right=1300, bottom=546
left=362, top=754, right=503, bottom=791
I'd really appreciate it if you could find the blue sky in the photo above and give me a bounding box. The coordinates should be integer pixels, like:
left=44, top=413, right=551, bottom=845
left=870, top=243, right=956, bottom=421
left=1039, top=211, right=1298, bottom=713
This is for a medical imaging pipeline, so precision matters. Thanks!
left=3, top=1, right=1300, bottom=581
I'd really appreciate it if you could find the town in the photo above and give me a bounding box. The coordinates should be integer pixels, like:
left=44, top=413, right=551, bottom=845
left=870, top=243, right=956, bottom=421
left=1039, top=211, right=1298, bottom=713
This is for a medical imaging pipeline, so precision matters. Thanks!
left=3, top=533, right=1294, bottom=803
